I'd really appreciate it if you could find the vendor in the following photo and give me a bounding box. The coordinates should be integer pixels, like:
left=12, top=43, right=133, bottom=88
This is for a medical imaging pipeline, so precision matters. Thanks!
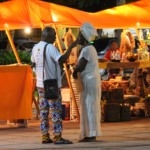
left=105, top=39, right=120, bottom=61
left=104, top=39, right=120, bottom=76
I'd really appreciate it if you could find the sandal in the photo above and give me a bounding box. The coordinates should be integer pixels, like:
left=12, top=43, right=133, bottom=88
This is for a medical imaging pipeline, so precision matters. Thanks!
left=42, top=138, right=53, bottom=144
left=42, top=133, right=53, bottom=144
left=79, top=137, right=96, bottom=142
left=54, top=138, right=73, bottom=144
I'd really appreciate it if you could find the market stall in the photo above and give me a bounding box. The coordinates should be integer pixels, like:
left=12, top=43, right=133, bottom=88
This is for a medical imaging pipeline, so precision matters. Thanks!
left=94, top=0, right=150, bottom=122
left=99, top=57, right=150, bottom=120
left=0, top=0, right=150, bottom=121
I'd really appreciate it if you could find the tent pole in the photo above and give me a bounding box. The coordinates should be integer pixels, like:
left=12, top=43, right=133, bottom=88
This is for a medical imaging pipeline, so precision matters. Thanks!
left=53, top=24, right=80, bottom=122
left=5, top=29, right=21, bottom=63
left=40, top=22, right=44, bottom=30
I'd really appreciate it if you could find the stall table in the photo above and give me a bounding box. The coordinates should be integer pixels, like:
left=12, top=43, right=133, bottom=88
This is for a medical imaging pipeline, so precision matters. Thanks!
left=99, top=61, right=150, bottom=69
left=102, top=80, right=129, bottom=94
left=0, top=64, right=33, bottom=120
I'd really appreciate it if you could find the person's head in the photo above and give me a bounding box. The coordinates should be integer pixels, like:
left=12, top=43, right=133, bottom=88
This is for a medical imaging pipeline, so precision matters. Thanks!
left=109, top=39, right=118, bottom=51
left=41, top=26, right=56, bottom=44
left=76, top=31, right=88, bottom=45
left=77, top=22, right=98, bottom=45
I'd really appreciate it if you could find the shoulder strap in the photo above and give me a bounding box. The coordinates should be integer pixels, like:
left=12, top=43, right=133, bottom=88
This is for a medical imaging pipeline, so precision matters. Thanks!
left=43, top=44, right=48, bottom=80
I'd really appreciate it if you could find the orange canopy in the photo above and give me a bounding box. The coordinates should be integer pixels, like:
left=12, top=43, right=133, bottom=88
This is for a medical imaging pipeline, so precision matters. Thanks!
left=0, top=0, right=90, bottom=30
left=0, top=0, right=150, bottom=30
left=90, top=0, right=150, bottom=28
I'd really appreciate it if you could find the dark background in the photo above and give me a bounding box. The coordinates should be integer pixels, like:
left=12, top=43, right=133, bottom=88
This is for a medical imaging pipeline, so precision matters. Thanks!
left=0, top=0, right=138, bottom=12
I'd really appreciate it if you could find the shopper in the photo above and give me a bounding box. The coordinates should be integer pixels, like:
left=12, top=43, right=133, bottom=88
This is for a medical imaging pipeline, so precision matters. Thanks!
left=73, top=22, right=101, bottom=142
left=31, top=26, right=77, bottom=144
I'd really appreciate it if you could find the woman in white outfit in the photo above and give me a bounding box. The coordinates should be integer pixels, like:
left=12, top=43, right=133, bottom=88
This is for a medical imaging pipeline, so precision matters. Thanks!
left=73, top=23, right=101, bottom=142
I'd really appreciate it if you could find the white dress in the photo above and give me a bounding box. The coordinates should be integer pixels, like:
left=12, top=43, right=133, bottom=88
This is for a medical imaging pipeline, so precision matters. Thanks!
left=78, top=45, right=101, bottom=139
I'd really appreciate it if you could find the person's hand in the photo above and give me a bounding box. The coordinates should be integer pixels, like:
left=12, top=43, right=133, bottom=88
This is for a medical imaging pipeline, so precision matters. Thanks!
left=70, top=39, right=79, bottom=49
left=73, top=70, right=78, bottom=79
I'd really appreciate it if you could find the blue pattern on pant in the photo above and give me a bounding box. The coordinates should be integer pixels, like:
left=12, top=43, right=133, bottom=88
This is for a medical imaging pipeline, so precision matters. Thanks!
left=38, top=88, right=62, bottom=139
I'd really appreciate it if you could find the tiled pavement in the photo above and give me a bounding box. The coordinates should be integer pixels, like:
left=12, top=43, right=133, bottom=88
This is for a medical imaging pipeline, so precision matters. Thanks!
left=0, top=118, right=150, bottom=150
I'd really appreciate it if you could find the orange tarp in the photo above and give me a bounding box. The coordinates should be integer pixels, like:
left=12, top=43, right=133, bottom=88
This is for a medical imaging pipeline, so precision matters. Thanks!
left=0, top=0, right=150, bottom=30
left=0, top=0, right=32, bottom=30
left=0, top=0, right=89, bottom=30
left=90, top=0, right=150, bottom=28
left=0, top=65, right=33, bottom=120
left=27, top=0, right=88, bottom=27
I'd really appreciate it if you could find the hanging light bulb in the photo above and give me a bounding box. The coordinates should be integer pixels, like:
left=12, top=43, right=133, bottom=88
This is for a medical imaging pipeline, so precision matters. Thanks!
left=24, top=27, right=31, bottom=34
left=136, top=22, right=140, bottom=28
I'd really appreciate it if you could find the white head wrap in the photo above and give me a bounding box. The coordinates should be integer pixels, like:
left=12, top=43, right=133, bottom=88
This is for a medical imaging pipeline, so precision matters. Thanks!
left=80, top=22, right=98, bottom=42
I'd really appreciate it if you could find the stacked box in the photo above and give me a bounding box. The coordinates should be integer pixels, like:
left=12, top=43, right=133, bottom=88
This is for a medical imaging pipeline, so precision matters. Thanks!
left=111, top=88, right=124, bottom=103
left=120, top=105, right=131, bottom=121
left=102, top=88, right=124, bottom=103
left=102, top=90, right=112, bottom=103
left=104, top=103, right=121, bottom=122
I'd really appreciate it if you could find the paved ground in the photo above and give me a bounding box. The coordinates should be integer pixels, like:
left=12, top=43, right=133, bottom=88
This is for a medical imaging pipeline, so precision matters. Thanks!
left=0, top=118, right=150, bottom=150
